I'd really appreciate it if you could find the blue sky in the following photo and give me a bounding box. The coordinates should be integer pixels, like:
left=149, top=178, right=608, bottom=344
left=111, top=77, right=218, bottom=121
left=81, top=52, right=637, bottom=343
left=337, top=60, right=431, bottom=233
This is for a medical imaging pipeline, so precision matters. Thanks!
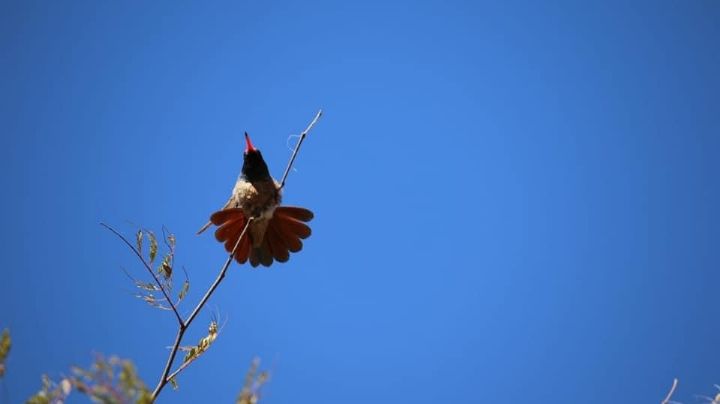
left=1, top=1, right=719, bottom=403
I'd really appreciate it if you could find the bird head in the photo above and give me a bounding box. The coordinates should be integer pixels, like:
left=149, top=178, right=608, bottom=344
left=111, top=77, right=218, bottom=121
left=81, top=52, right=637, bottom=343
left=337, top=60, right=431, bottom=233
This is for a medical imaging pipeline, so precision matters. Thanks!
left=241, top=132, right=272, bottom=181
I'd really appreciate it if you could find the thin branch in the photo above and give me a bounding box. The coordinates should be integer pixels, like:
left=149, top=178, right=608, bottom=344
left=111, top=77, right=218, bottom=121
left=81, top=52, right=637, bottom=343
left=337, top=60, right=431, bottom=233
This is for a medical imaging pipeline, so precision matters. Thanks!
left=164, top=353, right=195, bottom=383
left=101, top=223, right=183, bottom=325
left=150, top=217, right=254, bottom=400
left=279, top=109, right=322, bottom=190
left=661, top=378, right=679, bottom=404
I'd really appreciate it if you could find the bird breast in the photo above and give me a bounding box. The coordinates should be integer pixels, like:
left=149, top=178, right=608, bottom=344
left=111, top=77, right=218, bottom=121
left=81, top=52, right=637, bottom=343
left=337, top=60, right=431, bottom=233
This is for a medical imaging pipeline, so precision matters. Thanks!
left=230, top=178, right=282, bottom=249
left=231, top=178, right=282, bottom=218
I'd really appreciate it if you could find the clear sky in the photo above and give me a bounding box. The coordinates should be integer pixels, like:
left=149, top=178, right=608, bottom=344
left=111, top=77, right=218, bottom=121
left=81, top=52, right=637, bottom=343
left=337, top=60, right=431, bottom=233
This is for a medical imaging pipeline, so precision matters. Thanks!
left=1, top=1, right=719, bottom=403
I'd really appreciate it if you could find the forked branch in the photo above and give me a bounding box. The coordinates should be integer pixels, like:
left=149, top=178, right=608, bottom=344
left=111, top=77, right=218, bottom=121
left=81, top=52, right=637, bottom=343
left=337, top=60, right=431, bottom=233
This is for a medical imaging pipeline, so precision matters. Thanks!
left=100, top=223, right=183, bottom=325
left=150, top=217, right=254, bottom=399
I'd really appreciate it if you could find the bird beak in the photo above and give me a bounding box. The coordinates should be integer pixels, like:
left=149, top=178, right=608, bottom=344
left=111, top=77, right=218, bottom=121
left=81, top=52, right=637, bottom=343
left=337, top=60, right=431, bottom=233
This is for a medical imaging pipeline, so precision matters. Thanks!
left=244, top=132, right=256, bottom=152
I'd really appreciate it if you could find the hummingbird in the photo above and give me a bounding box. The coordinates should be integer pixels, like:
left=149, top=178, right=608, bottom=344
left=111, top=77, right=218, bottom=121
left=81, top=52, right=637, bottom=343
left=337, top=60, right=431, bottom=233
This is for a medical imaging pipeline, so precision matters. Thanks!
left=197, top=132, right=313, bottom=267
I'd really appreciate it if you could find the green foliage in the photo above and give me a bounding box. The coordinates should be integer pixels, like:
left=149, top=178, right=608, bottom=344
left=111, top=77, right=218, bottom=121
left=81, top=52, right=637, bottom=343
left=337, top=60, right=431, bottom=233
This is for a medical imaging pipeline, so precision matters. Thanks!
left=0, top=328, right=10, bottom=378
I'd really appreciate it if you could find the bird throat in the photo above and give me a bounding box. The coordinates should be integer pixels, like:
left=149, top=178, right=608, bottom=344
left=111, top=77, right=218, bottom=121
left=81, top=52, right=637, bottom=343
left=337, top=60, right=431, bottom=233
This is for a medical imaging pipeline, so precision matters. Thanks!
left=241, top=150, right=271, bottom=183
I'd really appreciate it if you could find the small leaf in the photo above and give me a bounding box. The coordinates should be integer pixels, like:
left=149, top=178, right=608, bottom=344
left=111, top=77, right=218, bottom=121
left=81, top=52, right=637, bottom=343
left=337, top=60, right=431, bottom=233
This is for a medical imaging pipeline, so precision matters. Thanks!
left=178, top=279, right=189, bottom=301
left=135, top=280, right=159, bottom=292
left=71, top=365, right=92, bottom=379
left=169, top=377, right=179, bottom=390
left=0, top=329, right=11, bottom=359
left=148, top=232, right=158, bottom=263
left=183, top=347, right=198, bottom=363
left=136, top=230, right=143, bottom=254
left=158, top=256, right=172, bottom=280
left=0, top=328, right=10, bottom=378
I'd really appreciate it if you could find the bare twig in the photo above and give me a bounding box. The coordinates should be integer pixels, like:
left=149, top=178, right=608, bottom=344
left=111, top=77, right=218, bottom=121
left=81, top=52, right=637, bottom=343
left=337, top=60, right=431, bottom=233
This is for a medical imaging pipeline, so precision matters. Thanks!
left=101, top=223, right=183, bottom=325
left=661, top=378, right=679, bottom=404
left=150, top=217, right=254, bottom=400
left=279, top=109, right=322, bottom=190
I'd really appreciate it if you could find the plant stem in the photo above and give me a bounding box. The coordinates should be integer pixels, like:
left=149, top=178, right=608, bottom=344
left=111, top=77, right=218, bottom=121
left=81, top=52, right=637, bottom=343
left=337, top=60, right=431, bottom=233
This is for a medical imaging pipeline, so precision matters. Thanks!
left=150, top=218, right=254, bottom=400
left=279, top=109, right=323, bottom=190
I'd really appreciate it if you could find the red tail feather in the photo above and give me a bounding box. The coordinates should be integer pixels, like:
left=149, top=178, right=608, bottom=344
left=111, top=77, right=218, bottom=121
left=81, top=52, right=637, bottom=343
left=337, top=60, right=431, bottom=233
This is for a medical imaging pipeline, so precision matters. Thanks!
left=275, top=206, right=314, bottom=222
left=211, top=209, right=251, bottom=264
left=207, top=205, right=313, bottom=267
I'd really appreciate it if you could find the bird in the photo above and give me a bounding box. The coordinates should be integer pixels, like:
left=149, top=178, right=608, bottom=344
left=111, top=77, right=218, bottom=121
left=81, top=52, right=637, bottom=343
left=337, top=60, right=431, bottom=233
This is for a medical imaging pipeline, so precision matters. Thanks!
left=197, top=132, right=313, bottom=267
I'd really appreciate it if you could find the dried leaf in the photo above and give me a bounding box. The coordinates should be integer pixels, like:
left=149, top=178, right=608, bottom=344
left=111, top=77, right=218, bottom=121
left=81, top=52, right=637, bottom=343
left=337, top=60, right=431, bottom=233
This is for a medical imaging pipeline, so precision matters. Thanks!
left=183, top=321, right=219, bottom=363
left=178, top=279, right=189, bottom=301
left=0, top=329, right=10, bottom=359
left=71, top=365, right=92, bottom=379
left=148, top=232, right=158, bottom=263
left=137, top=293, right=171, bottom=310
left=68, top=355, right=150, bottom=403
left=183, top=346, right=198, bottom=363
left=237, top=358, right=269, bottom=404
left=26, top=374, right=72, bottom=404
left=0, top=328, right=10, bottom=378
left=158, top=255, right=172, bottom=280
left=142, top=294, right=156, bottom=305
left=136, top=230, right=143, bottom=254
left=135, top=280, right=159, bottom=292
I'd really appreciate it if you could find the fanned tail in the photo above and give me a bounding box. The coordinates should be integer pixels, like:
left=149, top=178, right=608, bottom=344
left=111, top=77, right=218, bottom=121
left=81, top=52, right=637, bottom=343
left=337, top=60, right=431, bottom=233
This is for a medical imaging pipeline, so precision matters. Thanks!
left=249, top=206, right=313, bottom=267
left=210, top=208, right=252, bottom=264
left=206, top=206, right=314, bottom=267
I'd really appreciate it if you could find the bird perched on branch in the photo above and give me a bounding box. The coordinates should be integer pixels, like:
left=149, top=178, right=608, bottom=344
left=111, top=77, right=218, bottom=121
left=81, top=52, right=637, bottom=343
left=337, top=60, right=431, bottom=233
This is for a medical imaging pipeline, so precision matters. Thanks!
left=198, top=132, right=313, bottom=267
